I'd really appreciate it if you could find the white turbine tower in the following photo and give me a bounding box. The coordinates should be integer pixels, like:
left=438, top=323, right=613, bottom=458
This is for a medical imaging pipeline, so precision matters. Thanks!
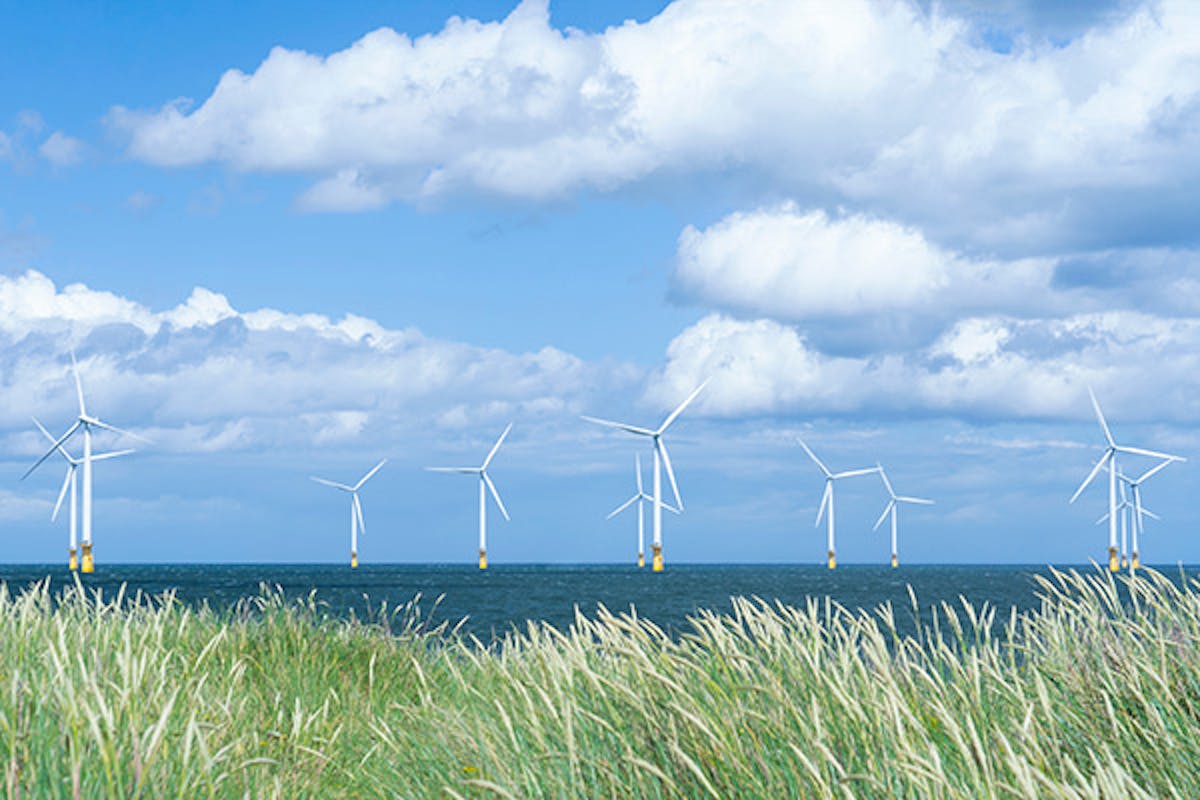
left=1100, top=461, right=1170, bottom=570
left=1069, top=387, right=1183, bottom=572
left=427, top=423, right=512, bottom=569
left=1096, top=482, right=1142, bottom=569
left=311, top=459, right=386, bottom=568
left=797, top=438, right=878, bottom=569
left=583, top=381, right=707, bottom=572
left=23, top=353, right=148, bottom=573
left=874, top=464, right=933, bottom=568
left=33, top=418, right=133, bottom=571
left=606, top=453, right=678, bottom=568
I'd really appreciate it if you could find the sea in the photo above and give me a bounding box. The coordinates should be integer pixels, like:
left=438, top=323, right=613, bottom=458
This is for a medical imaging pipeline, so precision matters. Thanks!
left=0, top=563, right=1190, bottom=641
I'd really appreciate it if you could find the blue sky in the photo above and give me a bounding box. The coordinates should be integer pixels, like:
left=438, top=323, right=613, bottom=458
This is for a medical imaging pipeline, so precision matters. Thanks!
left=2, top=0, right=1198, bottom=565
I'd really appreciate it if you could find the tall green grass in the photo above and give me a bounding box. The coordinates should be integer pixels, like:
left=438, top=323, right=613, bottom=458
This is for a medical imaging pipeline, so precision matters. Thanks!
left=1, top=568, right=1199, bottom=797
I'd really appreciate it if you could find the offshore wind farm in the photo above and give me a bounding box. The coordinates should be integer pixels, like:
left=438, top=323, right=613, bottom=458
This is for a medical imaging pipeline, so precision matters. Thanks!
left=13, top=353, right=1190, bottom=574
left=4, top=0, right=1200, bottom=796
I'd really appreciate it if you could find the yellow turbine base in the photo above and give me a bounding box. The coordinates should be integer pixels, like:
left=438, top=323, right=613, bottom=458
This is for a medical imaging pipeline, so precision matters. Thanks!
left=1107, top=547, right=1119, bottom=572
left=637, top=552, right=644, bottom=568
left=1132, top=552, right=1140, bottom=570
left=827, top=550, right=837, bottom=570
left=68, top=548, right=78, bottom=572
left=1120, top=555, right=1128, bottom=569
left=350, top=553, right=358, bottom=569
left=651, top=544, right=663, bottom=572
left=81, top=544, right=94, bottom=574
left=891, top=554, right=898, bottom=569
left=478, top=549, right=488, bottom=570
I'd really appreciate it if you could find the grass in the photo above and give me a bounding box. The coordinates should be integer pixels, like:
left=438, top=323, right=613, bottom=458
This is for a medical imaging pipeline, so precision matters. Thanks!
left=1, top=568, right=1199, bottom=798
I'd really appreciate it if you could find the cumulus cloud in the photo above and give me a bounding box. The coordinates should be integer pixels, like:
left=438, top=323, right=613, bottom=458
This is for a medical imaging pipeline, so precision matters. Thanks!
left=669, top=202, right=1200, bottom=357
left=107, top=0, right=1200, bottom=250
left=672, top=203, right=1063, bottom=320
left=38, top=132, right=86, bottom=167
left=649, top=312, right=1200, bottom=422
left=0, top=271, right=640, bottom=454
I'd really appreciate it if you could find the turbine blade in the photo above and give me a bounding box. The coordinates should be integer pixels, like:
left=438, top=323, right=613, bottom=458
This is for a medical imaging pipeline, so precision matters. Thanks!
left=876, top=463, right=895, bottom=498
left=657, top=379, right=709, bottom=434
left=657, top=439, right=683, bottom=511
left=425, top=467, right=480, bottom=474
left=22, top=421, right=81, bottom=480
left=834, top=467, right=879, bottom=479
left=90, top=449, right=135, bottom=462
left=89, top=419, right=152, bottom=444
left=581, top=416, right=655, bottom=437
left=482, top=472, right=509, bottom=521
left=1115, top=445, right=1185, bottom=462
left=873, top=501, right=894, bottom=531
left=896, top=496, right=934, bottom=505
left=71, top=350, right=86, bottom=417
left=816, top=482, right=831, bottom=527
left=32, top=417, right=75, bottom=464
left=311, top=476, right=354, bottom=491
left=796, top=437, right=832, bottom=477
left=355, top=458, right=388, bottom=490
left=661, top=501, right=681, bottom=515
left=1095, top=511, right=1110, bottom=525
left=354, top=494, right=366, bottom=535
left=1089, top=386, right=1114, bottom=447
left=52, top=468, right=72, bottom=522
left=1142, top=508, right=1161, bottom=522
left=606, top=495, right=638, bottom=520
left=1134, top=459, right=1174, bottom=484
left=482, top=423, right=513, bottom=470
left=635, top=453, right=643, bottom=495
left=1133, top=488, right=1153, bottom=524
left=1069, top=450, right=1111, bottom=504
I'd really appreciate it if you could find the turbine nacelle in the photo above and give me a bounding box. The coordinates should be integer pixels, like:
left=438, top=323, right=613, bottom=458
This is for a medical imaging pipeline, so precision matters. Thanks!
left=800, top=438, right=878, bottom=527
left=872, top=463, right=933, bottom=530
left=1070, top=388, right=1185, bottom=504
left=582, top=381, right=707, bottom=513
left=311, top=459, right=386, bottom=565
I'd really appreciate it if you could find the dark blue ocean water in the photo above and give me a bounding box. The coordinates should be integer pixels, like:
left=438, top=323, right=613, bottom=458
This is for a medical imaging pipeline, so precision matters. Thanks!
left=0, top=563, right=1188, bottom=640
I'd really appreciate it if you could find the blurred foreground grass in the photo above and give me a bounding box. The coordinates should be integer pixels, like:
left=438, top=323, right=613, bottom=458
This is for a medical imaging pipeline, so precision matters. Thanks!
left=1, top=568, right=1198, bottom=798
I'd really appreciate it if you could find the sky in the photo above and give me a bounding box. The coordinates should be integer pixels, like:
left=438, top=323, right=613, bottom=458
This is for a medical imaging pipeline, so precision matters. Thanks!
left=1, top=0, right=1198, bottom=565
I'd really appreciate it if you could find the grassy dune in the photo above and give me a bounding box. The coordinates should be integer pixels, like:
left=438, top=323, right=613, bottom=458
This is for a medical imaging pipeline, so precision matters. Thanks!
left=1, top=569, right=1199, bottom=798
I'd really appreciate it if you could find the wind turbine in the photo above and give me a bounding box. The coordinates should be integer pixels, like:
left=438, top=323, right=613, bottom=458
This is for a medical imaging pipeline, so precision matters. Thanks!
left=583, top=381, right=707, bottom=572
left=873, top=464, right=933, bottom=568
left=23, top=353, right=148, bottom=573
left=1095, top=482, right=1146, bottom=569
left=426, top=423, right=512, bottom=569
left=1103, top=461, right=1170, bottom=570
left=606, top=453, right=678, bottom=568
left=797, top=438, right=878, bottom=569
left=1069, top=387, right=1184, bottom=571
left=33, top=418, right=133, bottom=570
left=311, top=459, right=386, bottom=568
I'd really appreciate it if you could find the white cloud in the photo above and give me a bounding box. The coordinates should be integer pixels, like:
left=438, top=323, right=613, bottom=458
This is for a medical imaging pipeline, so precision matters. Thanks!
left=296, top=168, right=389, bottom=213
left=672, top=203, right=1059, bottom=320
left=0, top=270, right=641, bottom=454
left=650, top=312, right=1200, bottom=422
left=38, top=131, right=86, bottom=167
left=107, top=0, right=1200, bottom=251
